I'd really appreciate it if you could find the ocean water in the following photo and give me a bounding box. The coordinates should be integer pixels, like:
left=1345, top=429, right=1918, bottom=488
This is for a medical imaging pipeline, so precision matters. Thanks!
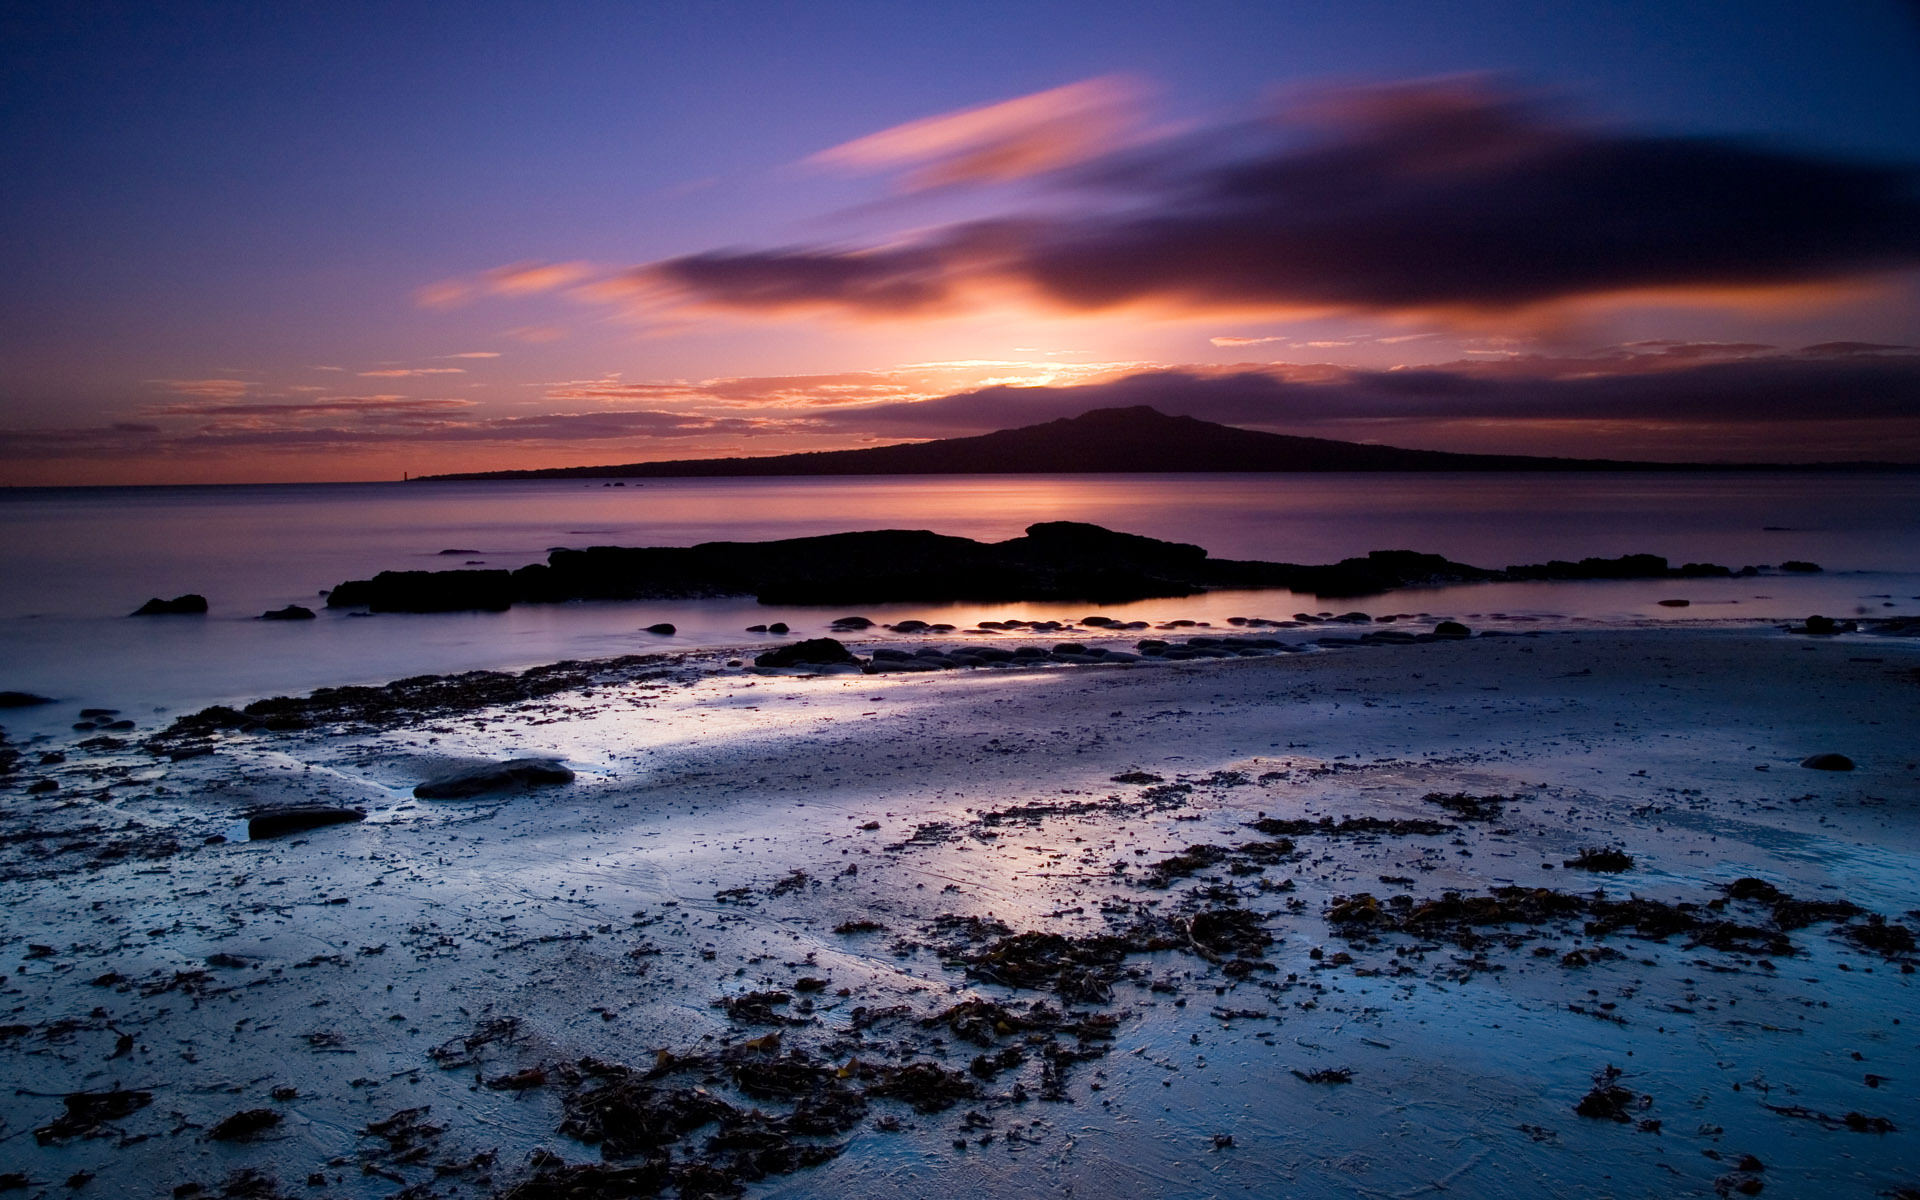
left=3, top=472, right=1917, bottom=735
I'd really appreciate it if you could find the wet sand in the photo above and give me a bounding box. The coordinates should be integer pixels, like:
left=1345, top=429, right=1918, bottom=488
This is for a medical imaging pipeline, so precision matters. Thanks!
left=2, top=626, right=1916, bottom=1198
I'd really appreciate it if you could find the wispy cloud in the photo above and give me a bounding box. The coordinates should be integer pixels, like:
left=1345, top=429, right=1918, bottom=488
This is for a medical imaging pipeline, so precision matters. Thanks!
left=141, top=396, right=477, bottom=419
left=149, top=378, right=255, bottom=399
left=358, top=367, right=467, bottom=377
left=807, top=75, right=1148, bottom=192
left=538, top=359, right=1145, bottom=412
left=415, top=260, right=595, bottom=309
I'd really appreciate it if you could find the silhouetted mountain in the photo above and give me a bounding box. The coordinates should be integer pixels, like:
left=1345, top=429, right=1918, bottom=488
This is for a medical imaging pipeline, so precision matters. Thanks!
left=415, top=406, right=1666, bottom=480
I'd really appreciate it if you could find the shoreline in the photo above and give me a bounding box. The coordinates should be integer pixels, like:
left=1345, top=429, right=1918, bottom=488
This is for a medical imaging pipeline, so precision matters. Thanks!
left=1, top=625, right=1917, bottom=1197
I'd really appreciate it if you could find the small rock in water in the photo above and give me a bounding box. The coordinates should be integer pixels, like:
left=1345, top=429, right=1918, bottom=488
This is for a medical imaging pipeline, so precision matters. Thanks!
left=413, top=757, right=575, bottom=799
left=259, top=605, right=316, bottom=620
left=1431, top=621, right=1471, bottom=639
left=0, top=691, right=54, bottom=708
left=1798, top=614, right=1856, bottom=635
left=246, top=806, right=367, bottom=840
left=130, top=594, right=208, bottom=616
left=1800, top=753, right=1855, bottom=771
left=755, top=638, right=858, bottom=668
left=1656, top=599, right=1690, bottom=607
left=643, top=623, right=677, bottom=636
left=768, top=622, right=789, bottom=634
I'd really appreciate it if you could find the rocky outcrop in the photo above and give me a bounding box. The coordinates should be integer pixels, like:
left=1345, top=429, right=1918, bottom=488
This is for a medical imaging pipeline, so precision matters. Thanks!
left=413, top=757, right=576, bottom=799
left=754, top=639, right=860, bottom=668
left=131, top=594, right=208, bottom=616
left=245, top=806, right=366, bottom=839
left=260, top=605, right=316, bottom=621
left=321, top=522, right=1767, bottom=614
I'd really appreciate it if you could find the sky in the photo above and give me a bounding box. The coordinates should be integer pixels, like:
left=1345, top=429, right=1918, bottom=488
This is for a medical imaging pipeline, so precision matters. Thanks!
left=3, top=0, right=1919, bottom=484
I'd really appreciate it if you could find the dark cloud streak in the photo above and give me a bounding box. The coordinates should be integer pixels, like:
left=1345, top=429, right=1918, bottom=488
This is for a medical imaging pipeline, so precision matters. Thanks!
left=641, top=80, right=1920, bottom=318
left=825, top=351, right=1920, bottom=435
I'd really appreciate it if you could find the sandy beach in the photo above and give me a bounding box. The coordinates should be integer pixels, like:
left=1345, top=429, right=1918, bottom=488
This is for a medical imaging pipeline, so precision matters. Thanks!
left=2, top=624, right=1916, bottom=1198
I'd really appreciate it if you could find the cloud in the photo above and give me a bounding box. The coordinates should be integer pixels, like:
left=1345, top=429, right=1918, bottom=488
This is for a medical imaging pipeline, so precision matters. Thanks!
left=537, top=360, right=1144, bottom=411
left=810, top=346, right=1920, bottom=436
left=625, top=78, right=1920, bottom=321
left=358, top=367, right=467, bottom=377
left=141, top=396, right=478, bottom=419
left=163, top=410, right=781, bottom=450
left=149, top=378, right=254, bottom=399
left=807, top=75, right=1147, bottom=191
left=1210, top=335, right=1286, bottom=347
left=439, top=351, right=501, bottom=359
left=415, top=260, right=595, bottom=309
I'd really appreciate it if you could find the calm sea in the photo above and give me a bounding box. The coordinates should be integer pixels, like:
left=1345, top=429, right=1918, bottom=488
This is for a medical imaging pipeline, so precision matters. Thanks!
left=4, top=472, right=1917, bottom=735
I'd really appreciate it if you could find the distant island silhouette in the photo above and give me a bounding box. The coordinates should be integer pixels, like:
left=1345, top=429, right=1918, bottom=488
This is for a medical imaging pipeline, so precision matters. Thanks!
left=416, top=405, right=1913, bottom=480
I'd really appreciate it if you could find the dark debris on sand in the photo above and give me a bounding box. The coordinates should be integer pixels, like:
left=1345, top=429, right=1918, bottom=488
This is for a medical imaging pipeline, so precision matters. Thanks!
left=145, top=654, right=676, bottom=748
left=1323, top=882, right=1903, bottom=960
left=1248, top=815, right=1453, bottom=837
left=33, top=1087, right=152, bottom=1144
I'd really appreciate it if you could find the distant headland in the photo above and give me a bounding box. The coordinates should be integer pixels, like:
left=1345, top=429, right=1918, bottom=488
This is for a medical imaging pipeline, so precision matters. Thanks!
left=414, top=405, right=1915, bottom=481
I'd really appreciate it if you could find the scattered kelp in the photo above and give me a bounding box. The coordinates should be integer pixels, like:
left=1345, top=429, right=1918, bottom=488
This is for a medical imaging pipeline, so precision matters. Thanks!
left=1141, top=839, right=1295, bottom=887
left=1564, top=847, right=1634, bottom=872
left=1836, top=916, right=1918, bottom=956
left=1323, top=884, right=1883, bottom=957
left=1721, top=877, right=1862, bottom=930
left=1423, top=791, right=1512, bottom=820
left=33, top=1087, right=152, bottom=1144
left=1574, top=1065, right=1649, bottom=1123
left=1763, top=1104, right=1897, bottom=1132
left=1248, top=816, right=1452, bottom=837
left=932, top=907, right=1276, bottom=1002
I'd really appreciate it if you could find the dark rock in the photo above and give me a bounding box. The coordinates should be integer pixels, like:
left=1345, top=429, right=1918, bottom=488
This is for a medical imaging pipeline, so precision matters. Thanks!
left=131, top=594, right=207, bottom=616
left=889, top=619, right=932, bottom=634
left=767, top=622, right=789, bottom=634
left=745, top=625, right=768, bottom=633
left=1798, top=614, right=1856, bottom=635
left=754, top=639, right=858, bottom=668
left=437, top=548, right=481, bottom=555
left=1431, top=621, right=1471, bottom=639
left=259, top=605, right=316, bottom=621
left=829, top=616, right=874, bottom=630
left=0, top=692, right=54, bottom=708
left=207, top=1109, right=281, bottom=1141
left=1779, top=560, right=1822, bottom=573
left=1656, top=599, right=1690, bottom=608
left=246, top=806, right=366, bottom=840
left=643, top=623, right=677, bottom=636
left=414, top=758, right=575, bottom=800
left=1800, top=753, right=1854, bottom=771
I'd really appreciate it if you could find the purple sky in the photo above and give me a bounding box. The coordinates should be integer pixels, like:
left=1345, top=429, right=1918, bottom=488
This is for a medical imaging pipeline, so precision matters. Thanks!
left=3, top=1, right=1918, bottom=482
